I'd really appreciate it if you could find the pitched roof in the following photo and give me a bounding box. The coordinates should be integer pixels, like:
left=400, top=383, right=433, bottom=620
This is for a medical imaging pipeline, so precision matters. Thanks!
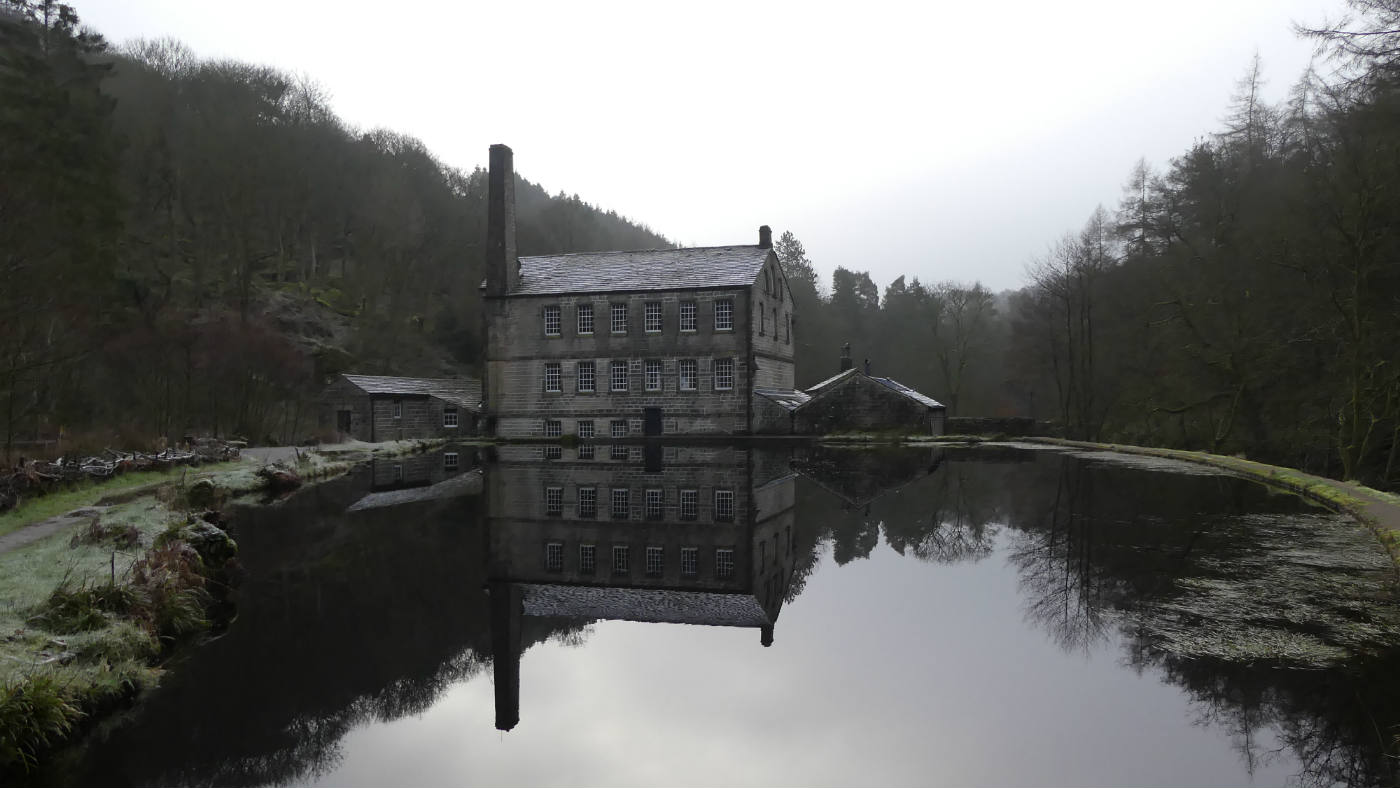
left=801, top=369, right=944, bottom=410
left=521, top=584, right=770, bottom=627
left=870, top=377, right=945, bottom=409
left=754, top=387, right=811, bottom=412
left=510, top=245, right=773, bottom=296
left=340, top=374, right=482, bottom=410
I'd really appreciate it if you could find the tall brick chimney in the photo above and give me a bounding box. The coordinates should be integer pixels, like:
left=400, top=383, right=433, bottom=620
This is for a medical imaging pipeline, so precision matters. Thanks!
left=758, top=225, right=772, bottom=249
left=485, top=144, right=519, bottom=296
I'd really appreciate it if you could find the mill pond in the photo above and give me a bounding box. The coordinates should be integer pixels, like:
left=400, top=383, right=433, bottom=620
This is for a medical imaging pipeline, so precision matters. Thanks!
left=33, top=442, right=1400, bottom=787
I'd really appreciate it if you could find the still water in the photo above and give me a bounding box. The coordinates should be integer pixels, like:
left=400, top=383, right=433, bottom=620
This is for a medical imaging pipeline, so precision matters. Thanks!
left=56, top=443, right=1400, bottom=787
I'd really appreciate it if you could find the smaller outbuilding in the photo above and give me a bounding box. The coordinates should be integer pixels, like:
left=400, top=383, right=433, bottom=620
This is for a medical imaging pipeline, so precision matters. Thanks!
left=321, top=374, right=482, bottom=442
left=792, top=368, right=946, bottom=436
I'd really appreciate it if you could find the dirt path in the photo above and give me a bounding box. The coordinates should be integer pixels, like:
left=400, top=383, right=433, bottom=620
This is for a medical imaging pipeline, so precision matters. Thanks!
left=0, top=506, right=109, bottom=555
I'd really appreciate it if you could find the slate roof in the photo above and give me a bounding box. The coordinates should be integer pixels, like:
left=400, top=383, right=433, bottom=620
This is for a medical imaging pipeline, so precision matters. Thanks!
left=521, top=584, right=770, bottom=627
left=509, top=245, right=773, bottom=296
left=801, top=369, right=944, bottom=410
left=340, top=374, right=482, bottom=410
left=870, top=377, right=945, bottom=409
left=346, top=470, right=482, bottom=512
left=754, top=387, right=811, bottom=411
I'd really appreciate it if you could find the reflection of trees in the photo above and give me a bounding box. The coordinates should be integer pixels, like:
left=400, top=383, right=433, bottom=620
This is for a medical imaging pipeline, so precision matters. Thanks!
left=994, top=452, right=1400, bottom=787
left=58, top=473, right=583, bottom=788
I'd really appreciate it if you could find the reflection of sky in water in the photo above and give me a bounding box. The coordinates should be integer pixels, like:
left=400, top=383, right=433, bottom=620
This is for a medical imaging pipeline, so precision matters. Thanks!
left=53, top=446, right=1400, bottom=788
left=313, top=530, right=1292, bottom=788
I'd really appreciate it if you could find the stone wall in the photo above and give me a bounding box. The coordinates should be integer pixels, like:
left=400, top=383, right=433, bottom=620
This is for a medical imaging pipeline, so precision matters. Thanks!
left=488, top=288, right=767, bottom=437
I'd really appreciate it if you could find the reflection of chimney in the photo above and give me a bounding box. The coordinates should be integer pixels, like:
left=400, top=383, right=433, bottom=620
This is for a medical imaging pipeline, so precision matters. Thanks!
left=839, top=343, right=853, bottom=372
left=488, top=580, right=522, bottom=731
left=485, top=144, right=519, bottom=296
left=758, top=225, right=772, bottom=249
left=761, top=625, right=773, bottom=647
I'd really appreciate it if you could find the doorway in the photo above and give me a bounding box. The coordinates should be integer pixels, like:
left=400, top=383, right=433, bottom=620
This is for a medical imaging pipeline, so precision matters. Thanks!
left=643, top=407, right=663, bottom=436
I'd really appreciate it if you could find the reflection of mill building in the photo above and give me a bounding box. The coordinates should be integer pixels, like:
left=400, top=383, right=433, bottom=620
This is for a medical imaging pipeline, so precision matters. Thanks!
left=486, top=443, right=798, bottom=731
left=481, top=144, right=796, bottom=437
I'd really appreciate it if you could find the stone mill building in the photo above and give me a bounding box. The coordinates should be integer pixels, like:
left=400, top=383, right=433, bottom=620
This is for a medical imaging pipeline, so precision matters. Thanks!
left=481, top=145, right=795, bottom=438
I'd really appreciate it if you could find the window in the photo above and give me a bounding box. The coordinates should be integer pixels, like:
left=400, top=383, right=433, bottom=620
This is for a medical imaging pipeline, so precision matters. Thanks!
left=577, top=303, right=594, bottom=335
left=715, top=299, right=733, bottom=331
left=544, top=419, right=562, bottom=438
left=393, top=399, right=403, bottom=419
left=645, top=488, right=663, bottom=520
left=577, top=420, right=595, bottom=439
left=611, top=488, right=629, bottom=519
left=544, top=445, right=562, bottom=460
left=610, top=444, right=630, bottom=461
left=578, top=487, right=597, bottom=518
left=580, top=544, right=596, bottom=574
left=546, top=542, right=563, bottom=571
left=759, top=302, right=766, bottom=335
left=715, top=549, right=735, bottom=579
left=577, top=361, right=595, bottom=393
left=681, top=547, right=698, bottom=575
left=443, top=452, right=459, bottom=471
left=544, top=363, right=561, bottom=393
left=545, top=487, right=562, bottom=516
left=714, top=358, right=734, bottom=391
left=646, top=546, right=664, bottom=576
left=611, top=303, right=628, bottom=334
left=610, top=419, right=628, bottom=438
left=578, top=444, right=595, bottom=460
left=393, top=463, right=403, bottom=481
left=543, top=305, right=561, bottom=336
left=645, top=359, right=661, bottom=391
left=443, top=407, right=458, bottom=428
left=772, top=308, right=778, bottom=339
left=764, top=270, right=772, bottom=294
left=679, top=489, right=698, bottom=521
left=611, top=361, right=628, bottom=392
left=612, top=545, right=630, bottom=575
left=679, top=359, right=698, bottom=391
left=714, top=489, right=735, bottom=521
left=679, top=301, right=697, bottom=332
left=786, top=313, right=791, bottom=344
left=645, top=301, right=662, bottom=332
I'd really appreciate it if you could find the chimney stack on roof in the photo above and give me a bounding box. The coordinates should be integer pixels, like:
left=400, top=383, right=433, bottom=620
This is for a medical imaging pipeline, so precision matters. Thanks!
left=758, top=225, right=772, bottom=249
left=485, top=144, right=519, bottom=296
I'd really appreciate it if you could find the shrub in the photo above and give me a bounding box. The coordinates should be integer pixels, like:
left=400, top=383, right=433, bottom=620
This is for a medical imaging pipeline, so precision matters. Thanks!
left=0, top=676, right=83, bottom=773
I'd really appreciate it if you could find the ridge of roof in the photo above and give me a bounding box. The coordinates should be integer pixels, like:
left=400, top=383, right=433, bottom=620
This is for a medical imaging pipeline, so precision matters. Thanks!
left=518, top=243, right=759, bottom=260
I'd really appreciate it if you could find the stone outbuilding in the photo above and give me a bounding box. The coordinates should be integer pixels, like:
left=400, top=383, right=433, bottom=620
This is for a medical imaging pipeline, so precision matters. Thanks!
left=320, top=374, right=482, bottom=442
left=792, top=368, right=946, bottom=436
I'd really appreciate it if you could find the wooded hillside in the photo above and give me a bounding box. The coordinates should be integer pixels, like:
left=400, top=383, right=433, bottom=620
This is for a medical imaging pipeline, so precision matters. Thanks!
left=0, top=0, right=669, bottom=456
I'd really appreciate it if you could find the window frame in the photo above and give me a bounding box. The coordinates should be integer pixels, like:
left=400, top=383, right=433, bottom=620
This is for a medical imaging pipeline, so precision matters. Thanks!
left=678, top=359, right=698, bottom=391
left=714, top=489, right=735, bottom=522
left=545, top=542, right=563, bottom=571
left=645, top=546, right=664, bottom=576
left=577, top=303, right=594, bottom=335
left=443, top=452, right=459, bottom=471
left=679, top=301, right=698, bottom=332
left=579, top=544, right=597, bottom=574
left=612, top=545, right=630, bottom=575
left=715, top=548, right=735, bottom=579
left=578, top=487, right=598, bottom=518
left=443, top=407, right=458, bottom=428
left=544, top=419, right=563, bottom=438
left=679, top=489, right=698, bottom=521
left=713, top=358, right=734, bottom=391
left=543, top=305, right=561, bottom=337
left=610, top=360, right=629, bottom=392
left=545, top=486, right=563, bottom=516
left=611, top=487, right=630, bottom=520
left=714, top=299, right=734, bottom=331
left=681, top=547, right=698, bottom=575
left=577, top=360, right=595, bottom=393
left=610, top=303, right=629, bottom=334
left=645, top=488, right=664, bottom=520
left=644, top=301, right=662, bottom=333
left=645, top=359, right=662, bottom=392
left=544, top=362, right=562, bottom=393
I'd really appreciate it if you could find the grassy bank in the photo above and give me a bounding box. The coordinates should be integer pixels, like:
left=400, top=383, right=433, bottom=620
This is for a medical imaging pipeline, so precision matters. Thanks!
left=0, top=462, right=243, bottom=540
left=0, top=439, right=440, bottom=774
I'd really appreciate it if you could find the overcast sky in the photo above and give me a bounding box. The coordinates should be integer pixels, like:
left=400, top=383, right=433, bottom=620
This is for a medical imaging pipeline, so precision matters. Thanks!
left=81, top=0, right=1343, bottom=293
